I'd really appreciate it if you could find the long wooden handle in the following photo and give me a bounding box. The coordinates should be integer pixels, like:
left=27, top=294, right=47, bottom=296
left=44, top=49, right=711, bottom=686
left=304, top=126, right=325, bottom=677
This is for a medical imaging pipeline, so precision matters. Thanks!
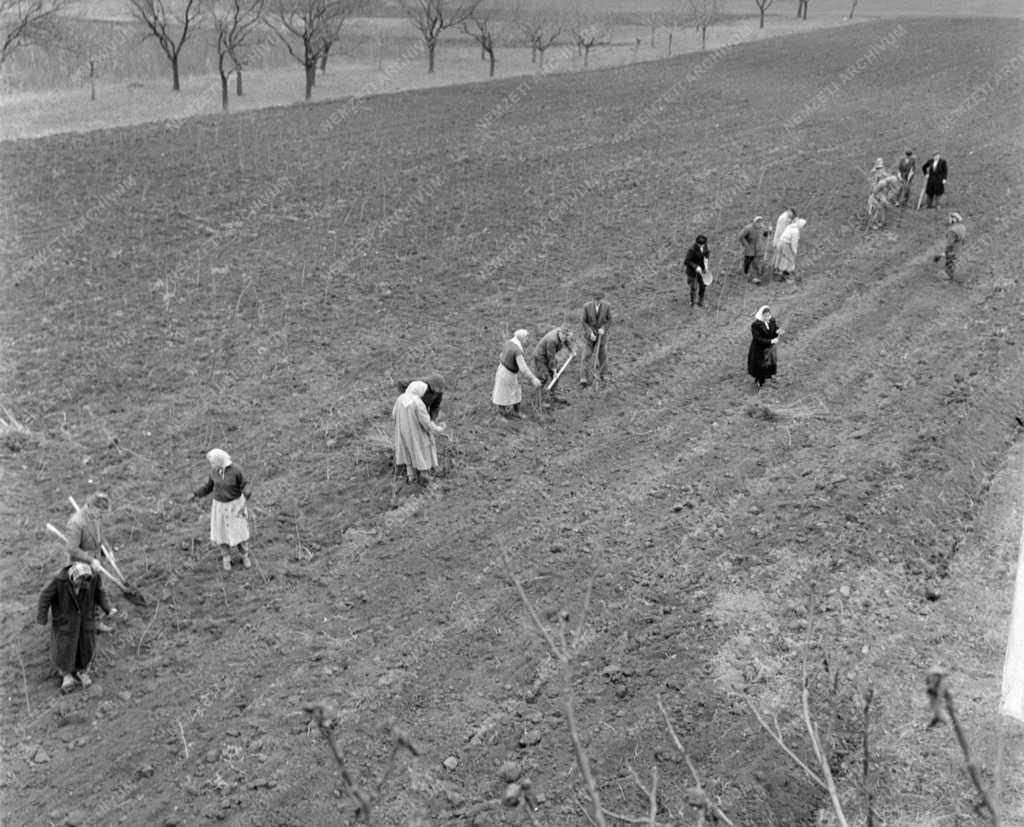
left=46, top=523, right=127, bottom=590
left=546, top=352, right=576, bottom=390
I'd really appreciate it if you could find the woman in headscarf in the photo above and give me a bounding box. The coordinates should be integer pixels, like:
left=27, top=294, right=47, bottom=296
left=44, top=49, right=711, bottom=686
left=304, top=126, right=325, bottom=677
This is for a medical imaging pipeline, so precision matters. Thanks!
left=191, top=449, right=252, bottom=571
left=395, top=373, right=445, bottom=421
left=776, top=218, right=807, bottom=282
left=748, top=305, right=781, bottom=389
left=491, top=329, right=542, bottom=419
left=771, top=208, right=796, bottom=277
left=393, top=381, right=448, bottom=483
left=37, top=561, right=115, bottom=693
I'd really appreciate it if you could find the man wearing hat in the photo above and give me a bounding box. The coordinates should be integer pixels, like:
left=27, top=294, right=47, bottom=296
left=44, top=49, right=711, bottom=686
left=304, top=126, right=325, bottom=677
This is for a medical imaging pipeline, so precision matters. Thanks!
left=580, top=289, right=612, bottom=386
left=897, top=149, right=917, bottom=206
left=37, top=561, right=116, bottom=693
left=935, top=212, right=966, bottom=280
left=922, top=153, right=948, bottom=208
left=684, top=235, right=710, bottom=307
left=532, top=326, right=574, bottom=405
left=738, top=217, right=768, bottom=284
left=65, top=491, right=114, bottom=633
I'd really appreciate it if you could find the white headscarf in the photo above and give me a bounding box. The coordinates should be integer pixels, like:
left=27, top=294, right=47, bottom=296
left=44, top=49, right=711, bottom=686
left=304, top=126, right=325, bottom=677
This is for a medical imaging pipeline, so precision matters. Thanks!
left=393, top=381, right=428, bottom=415
left=207, top=448, right=232, bottom=478
left=774, top=210, right=794, bottom=246
left=754, top=305, right=771, bottom=323
left=780, top=219, right=806, bottom=252
left=511, top=329, right=529, bottom=352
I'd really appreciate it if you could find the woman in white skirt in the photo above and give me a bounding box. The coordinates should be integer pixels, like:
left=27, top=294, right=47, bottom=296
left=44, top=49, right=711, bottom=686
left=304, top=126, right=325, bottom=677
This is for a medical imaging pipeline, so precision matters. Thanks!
left=491, top=329, right=542, bottom=419
left=191, top=449, right=252, bottom=571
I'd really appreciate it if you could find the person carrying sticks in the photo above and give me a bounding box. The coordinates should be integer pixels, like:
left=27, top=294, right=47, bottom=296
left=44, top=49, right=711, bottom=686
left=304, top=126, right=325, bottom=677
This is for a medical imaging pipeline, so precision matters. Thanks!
left=532, top=327, right=574, bottom=407
left=580, top=289, right=612, bottom=386
left=190, top=449, right=253, bottom=572
left=38, top=561, right=116, bottom=693
left=65, top=491, right=115, bottom=633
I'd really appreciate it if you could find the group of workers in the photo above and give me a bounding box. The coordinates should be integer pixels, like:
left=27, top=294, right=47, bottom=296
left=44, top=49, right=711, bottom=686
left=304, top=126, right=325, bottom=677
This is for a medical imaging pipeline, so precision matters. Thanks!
left=38, top=449, right=254, bottom=693
left=36, top=144, right=969, bottom=694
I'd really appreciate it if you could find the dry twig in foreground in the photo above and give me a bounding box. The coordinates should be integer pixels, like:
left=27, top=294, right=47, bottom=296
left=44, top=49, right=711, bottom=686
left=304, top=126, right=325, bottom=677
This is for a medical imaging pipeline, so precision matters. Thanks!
left=925, top=668, right=1000, bottom=825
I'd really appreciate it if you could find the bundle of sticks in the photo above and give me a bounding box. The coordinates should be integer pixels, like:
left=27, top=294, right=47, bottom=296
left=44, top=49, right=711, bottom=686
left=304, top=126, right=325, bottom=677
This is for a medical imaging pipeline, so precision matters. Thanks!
left=45, top=497, right=148, bottom=606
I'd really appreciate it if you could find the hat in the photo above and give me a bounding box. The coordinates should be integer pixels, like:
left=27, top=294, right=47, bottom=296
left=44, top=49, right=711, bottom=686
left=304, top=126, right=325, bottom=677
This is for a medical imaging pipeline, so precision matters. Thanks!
left=905, top=149, right=914, bottom=155
left=592, top=289, right=605, bottom=299
left=872, top=157, right=884, bottom=169
left=695, top=235, right=707, bottom=245
left=949, top=212, right=962, bottom=223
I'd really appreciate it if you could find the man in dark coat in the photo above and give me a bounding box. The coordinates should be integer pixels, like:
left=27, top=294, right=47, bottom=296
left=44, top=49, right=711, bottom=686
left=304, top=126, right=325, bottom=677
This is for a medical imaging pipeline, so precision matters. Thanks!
left=580, top=291, right=612, bottom=387
left=38, top=562, right=116, bottom=693
left=684, top=235, right=710, bottom=307
left=532, top=327, right=574, bottom=405
left=922, top=153, right=948, bottom=208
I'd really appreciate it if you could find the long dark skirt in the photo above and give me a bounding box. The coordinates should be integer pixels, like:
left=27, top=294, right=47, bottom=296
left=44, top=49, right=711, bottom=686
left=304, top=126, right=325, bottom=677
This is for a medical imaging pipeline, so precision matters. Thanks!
left=748, top=342, right=778, bottom=385
left=51, top=621, right=95, bottom=675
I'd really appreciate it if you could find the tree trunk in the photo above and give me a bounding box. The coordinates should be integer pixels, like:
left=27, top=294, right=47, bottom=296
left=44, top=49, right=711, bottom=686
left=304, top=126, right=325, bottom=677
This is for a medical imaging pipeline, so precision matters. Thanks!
left=667, top=30, right=672, bottom=56
left=701, top=26, right=706, bottom=50
left=583, top=45, right=589, bottom=67
left=848, top=0, right=857, bottom=18
left=171, top=55, right=181, bottom=91
left=220, top=73, right=229, bottom=111
left=530, top=44, right=536, bottom=63
left=649, top=22, right=655, bottom=47
left=427, top=39, right=436, bottom=72
left=538, top=47, right=545, bottom=68
left=759, top=8, right=766, bottom=28
left=236, top=68, right=243, bottom=96
left=89, top=60, right=95, bottom=101
left=305, top=62, right=315, bottom=99
left=320, top=42, right=330, bottom=73
left=487, top=48, right=495, bottom=77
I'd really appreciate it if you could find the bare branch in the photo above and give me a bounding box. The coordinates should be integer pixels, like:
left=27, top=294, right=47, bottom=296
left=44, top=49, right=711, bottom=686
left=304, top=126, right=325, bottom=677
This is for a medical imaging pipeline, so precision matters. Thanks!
left=657, top=696, right=735, bottom=826
left=2, top=0, right=68, bottom=64
left=502, top=550, right=565, bottom=662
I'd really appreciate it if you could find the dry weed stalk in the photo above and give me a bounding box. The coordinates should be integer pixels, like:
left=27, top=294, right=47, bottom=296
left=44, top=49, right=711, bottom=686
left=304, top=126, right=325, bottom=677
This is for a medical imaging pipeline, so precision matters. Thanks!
left=925, top=668, right=1000, bottom=825
left=747, top=592, right=849, bottom=826
left=505, top=553, right=730, bottom=826
left=303, top=701, right=420, bottom=825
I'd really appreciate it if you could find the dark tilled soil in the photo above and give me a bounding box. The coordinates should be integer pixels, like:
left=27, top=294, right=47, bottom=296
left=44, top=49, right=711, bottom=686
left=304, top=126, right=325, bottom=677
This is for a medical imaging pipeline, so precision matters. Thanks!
left=2, top=17, right=1023, bottom=826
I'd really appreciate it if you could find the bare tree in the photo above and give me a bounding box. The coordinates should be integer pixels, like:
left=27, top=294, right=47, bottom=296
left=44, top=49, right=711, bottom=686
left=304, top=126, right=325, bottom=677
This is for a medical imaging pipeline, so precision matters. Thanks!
left=268, top=0, right=358, bottom=100
left=463, top=2, right=502, bottom=77
left=211, top=0, right=263, bottom=110
left=2, top=0, right=66, bottom=65
left=55, top=23, right=108, bottom=100
left=400, top=0, right=481, bottom=74
left=690, top=0, right=718, bottom=51
left=127, top=0, right=203, bottom=91
left=319, top=1, right=366, bottom=75
left=514, top=0, right=561, bottom=68
left=796, top=0, right=808, bottom=19
left=570, top=13, right=610, bottom=69
left=753, top=0, right=772, bottom=29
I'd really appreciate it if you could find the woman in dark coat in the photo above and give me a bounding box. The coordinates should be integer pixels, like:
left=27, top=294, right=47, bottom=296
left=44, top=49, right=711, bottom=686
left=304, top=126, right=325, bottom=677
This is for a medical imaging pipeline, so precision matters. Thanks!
left=37, top=562, right=114, bottom=693
left=747, top=305, right=781, bottom=388
left=395, top=373, right=445, bottom=421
